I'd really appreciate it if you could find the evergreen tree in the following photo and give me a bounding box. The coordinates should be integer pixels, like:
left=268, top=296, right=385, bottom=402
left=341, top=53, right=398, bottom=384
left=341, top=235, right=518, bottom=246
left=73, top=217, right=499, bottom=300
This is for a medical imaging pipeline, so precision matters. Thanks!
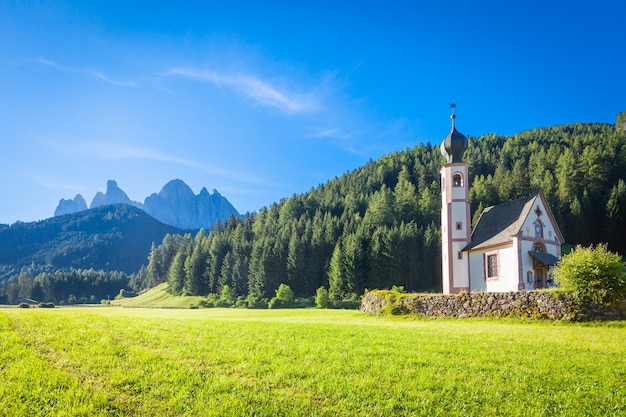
left=168, top=250, right=187, bottom=295
left=394, top=166, right=418, bottom=223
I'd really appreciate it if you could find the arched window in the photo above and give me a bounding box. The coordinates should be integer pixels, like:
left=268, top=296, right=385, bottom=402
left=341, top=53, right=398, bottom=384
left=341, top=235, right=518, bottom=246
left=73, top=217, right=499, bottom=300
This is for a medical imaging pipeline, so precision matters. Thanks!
left=453, top=173, right=463, bottom=187
left=533, top=242, right=545, bottom=252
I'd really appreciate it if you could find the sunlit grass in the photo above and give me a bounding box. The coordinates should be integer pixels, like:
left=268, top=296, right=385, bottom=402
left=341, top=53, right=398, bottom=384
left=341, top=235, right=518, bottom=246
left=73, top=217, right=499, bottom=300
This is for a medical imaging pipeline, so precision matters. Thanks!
left=110, top=283, right=206, bottom=308
left=0, top=307, right=624, bottom=416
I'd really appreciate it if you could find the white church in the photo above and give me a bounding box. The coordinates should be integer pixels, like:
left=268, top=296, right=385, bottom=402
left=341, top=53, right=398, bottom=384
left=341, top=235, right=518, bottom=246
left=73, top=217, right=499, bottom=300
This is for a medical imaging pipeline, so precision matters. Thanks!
left=439, top=111, right=564, bottom=294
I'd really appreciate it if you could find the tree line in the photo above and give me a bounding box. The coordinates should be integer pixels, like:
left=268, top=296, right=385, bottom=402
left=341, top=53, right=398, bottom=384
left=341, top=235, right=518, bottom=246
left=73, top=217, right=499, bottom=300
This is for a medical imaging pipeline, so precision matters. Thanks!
left=0, top=268, right=129, bottom=305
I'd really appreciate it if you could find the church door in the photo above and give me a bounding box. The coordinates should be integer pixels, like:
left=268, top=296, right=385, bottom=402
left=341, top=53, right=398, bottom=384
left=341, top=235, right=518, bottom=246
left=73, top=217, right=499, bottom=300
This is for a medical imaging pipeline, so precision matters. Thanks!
left=534, top=267, right=546, bottom=289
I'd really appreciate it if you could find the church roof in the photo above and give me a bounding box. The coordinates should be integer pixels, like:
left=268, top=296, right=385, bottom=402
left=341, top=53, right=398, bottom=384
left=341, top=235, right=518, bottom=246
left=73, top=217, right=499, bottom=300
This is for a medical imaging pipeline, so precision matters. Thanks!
left=440, top=114, right=468, bottom=163
left=464, top=193, right=538, bottom=251
left=528, top=251, right=559, bottom=266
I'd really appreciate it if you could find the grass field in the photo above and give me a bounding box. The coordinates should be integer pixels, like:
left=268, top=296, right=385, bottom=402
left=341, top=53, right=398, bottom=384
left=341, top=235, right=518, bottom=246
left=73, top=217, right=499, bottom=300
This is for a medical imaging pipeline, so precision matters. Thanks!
left=0, top=307, right=624, bottom=416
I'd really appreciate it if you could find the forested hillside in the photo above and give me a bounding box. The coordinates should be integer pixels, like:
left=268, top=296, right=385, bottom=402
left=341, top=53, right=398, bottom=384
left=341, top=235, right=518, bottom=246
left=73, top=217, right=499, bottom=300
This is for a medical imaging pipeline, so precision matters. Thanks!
left=0, top=205, right=184, bottom=304
left=139, top=115, right=626, bottom=301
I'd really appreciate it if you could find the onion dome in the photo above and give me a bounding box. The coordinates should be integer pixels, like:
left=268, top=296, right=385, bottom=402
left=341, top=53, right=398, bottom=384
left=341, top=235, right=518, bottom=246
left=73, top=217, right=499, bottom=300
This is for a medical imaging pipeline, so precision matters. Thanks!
left=440, top=113, right=468, bottom=163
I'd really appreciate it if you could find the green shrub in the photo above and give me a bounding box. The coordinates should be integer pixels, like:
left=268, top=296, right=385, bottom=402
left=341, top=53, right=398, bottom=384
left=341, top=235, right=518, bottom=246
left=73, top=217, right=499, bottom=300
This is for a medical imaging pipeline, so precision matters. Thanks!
left=246, top=294, right=268, bottom=309
left=39, top=302, right=55, bottom=308
left=293, top=297, right=315, bottom=308
left=275, top=284, right=294, bottom=304
left=556, top=243, right=626, bottom=306
left=268, top=297, right=285, bottom=309
left=390, top=285, right=405, bottom=293
left=198, top=299, right=212, bottom=308
left=18, top=302, right=30, bottom=309
left=315, top=286, right=330, bottom=308
left=220, top=285, right=236, bottom=304
left=201, top=293, right=234, bottom=308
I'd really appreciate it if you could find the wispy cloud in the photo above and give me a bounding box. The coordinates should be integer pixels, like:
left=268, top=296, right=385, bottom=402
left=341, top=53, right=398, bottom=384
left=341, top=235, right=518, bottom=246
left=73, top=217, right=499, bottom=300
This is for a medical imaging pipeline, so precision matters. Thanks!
left=47, top=140, right=278, bottom=187
left=39, top=57, right=138, bottom=87
left=306, top=127, right=355, bottom=140
left=168, top=67, right=322, bottom=114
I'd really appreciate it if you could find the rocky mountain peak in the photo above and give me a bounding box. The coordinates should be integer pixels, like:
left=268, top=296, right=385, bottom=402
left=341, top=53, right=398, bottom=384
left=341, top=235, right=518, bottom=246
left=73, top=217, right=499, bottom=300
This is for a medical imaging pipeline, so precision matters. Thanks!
left=54, top=194, right=88, bottom=216
left=90, top=180, right=141, bottom=209
left=159, top=179, right=195, bottom=201
left=55, top=179, right=239, bottom=230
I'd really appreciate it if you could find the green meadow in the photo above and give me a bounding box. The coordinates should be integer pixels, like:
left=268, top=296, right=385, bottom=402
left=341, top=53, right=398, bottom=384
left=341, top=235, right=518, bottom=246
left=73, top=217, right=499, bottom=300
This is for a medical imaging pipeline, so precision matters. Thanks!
left=0, top=307, right=624, bottom=417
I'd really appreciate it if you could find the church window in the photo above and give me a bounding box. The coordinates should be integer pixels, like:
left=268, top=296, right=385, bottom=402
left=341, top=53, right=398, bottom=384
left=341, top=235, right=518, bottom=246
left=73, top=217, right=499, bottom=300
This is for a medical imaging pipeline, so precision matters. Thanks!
left=456, top=222, right=463, bottom=230
left=533, top=242, right=545, bottom=252
left=486, top=253, right=498, bottom=280
left=534, top=221, right=543, bottom=238
left=457, top=251, right=463, bottom=260
left=453, top=173, right=463, bottom=187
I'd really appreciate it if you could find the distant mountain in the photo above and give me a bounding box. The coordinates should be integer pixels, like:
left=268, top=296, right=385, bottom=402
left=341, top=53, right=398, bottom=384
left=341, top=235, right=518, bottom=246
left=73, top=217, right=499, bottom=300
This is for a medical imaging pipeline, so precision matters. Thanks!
left=54, top=179, right=239, bottom=229
left=90, top=180, right=142, bottom=210
left=54, top=194, right=88, bottom=216
left=144, top=180, right=239, bottom=230
left=0, top=204, right=183, bottom=281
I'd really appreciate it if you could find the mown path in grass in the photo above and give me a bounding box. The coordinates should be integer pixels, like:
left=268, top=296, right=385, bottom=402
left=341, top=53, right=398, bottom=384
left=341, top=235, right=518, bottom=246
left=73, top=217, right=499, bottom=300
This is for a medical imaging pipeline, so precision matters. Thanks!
left=0, top=307, right=624, bottom=416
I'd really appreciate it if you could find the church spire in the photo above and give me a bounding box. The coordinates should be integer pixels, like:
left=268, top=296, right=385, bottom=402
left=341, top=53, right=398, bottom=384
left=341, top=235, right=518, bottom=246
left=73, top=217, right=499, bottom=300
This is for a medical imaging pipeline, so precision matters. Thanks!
left=440, top=102, right=468, bottom=164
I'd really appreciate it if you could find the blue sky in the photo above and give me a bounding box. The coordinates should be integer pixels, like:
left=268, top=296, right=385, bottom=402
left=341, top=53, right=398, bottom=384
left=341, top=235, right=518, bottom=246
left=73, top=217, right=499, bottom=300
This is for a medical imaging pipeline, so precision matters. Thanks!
left=1, top=1, right=624, bottom=224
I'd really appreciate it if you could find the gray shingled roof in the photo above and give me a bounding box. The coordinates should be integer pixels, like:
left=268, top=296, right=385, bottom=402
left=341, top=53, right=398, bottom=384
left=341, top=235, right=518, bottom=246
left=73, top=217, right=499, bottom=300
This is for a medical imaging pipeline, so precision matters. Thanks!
left=464, top=193, right=537, bottom=251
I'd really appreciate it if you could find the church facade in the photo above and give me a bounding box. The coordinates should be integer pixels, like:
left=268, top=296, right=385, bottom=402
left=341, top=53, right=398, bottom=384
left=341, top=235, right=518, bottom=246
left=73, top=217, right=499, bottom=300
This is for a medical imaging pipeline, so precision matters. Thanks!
left=440, top=112, right=564, bottom=294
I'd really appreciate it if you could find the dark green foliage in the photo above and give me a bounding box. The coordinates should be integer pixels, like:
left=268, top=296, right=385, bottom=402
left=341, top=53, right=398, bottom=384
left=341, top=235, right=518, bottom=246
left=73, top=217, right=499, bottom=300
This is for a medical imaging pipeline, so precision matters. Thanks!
left=18, top=303, right=30, bottom=308
left=39, top=302, right=55, bottom=308
left=617, top=111, right=626, bottom=131
left=0, top=204, right=184, bottom=285
left=0, top=268, right=130, bottom=305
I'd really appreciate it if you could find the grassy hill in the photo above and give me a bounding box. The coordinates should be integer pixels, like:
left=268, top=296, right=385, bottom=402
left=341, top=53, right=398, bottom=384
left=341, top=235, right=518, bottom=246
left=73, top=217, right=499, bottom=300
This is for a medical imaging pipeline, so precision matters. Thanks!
left=111, top=283, right=206, bottom=308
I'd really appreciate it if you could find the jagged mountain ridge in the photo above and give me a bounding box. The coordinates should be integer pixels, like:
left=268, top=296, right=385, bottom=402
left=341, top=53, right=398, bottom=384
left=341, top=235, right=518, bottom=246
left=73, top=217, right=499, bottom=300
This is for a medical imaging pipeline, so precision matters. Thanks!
left=54, top=179, right=240, bottom=230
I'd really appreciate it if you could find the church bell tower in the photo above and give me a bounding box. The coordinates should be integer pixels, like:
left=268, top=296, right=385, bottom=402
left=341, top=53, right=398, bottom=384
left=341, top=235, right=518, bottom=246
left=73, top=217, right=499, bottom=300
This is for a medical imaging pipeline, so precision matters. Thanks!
left=440, top=105, right=471, bottom=294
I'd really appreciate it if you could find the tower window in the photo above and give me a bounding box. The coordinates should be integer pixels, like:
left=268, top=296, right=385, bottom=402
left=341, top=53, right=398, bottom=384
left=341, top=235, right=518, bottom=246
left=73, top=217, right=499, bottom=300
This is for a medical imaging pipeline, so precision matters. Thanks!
left=456, top=222, right=463, bottom=230
left=453, top=173, right=463, bottom=187
left=534, top=220, right=543, bottom=238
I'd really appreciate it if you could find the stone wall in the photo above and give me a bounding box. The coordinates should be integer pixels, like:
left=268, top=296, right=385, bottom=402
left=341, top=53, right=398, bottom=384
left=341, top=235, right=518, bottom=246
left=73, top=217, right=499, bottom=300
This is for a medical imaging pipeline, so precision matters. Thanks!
left=361, top=290, right=625, bottom=321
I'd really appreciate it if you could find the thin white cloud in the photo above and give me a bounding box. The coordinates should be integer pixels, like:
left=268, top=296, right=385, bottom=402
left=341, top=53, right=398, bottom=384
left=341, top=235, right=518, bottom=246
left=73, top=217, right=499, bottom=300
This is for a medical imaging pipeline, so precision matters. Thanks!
left=306, top=127, right=354, bottom=140
left=47, top=140, right=279, bottom=187
left=38, top=57, right=138, bottom=87
left=32, top=177, right=87, bottom=193
left=168, top=67, right=322, bottom=114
